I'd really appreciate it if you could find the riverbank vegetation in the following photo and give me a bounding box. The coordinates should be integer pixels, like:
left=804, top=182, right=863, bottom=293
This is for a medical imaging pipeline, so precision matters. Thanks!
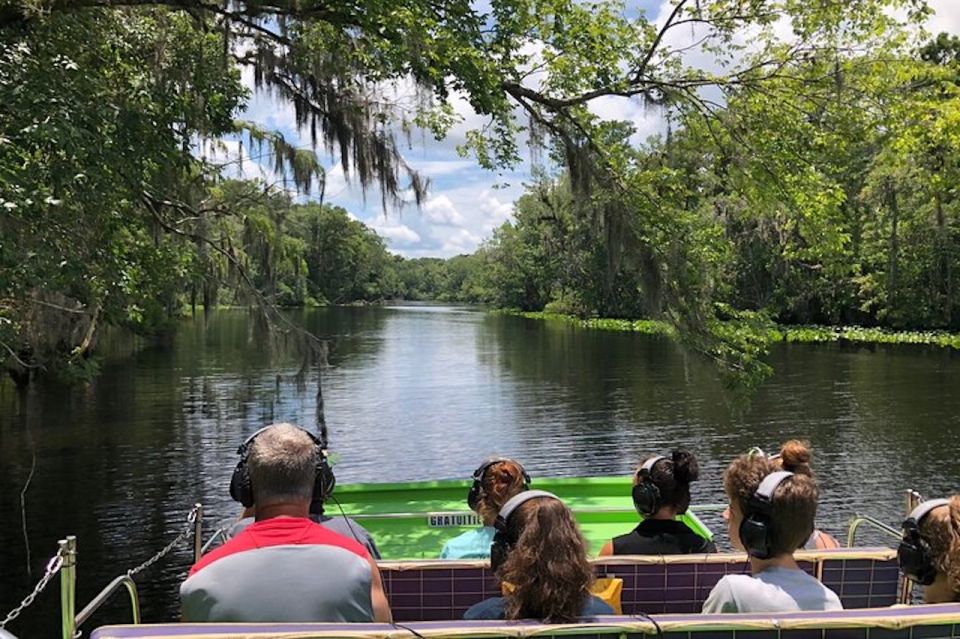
left=2, top=0, right=954, bottom=387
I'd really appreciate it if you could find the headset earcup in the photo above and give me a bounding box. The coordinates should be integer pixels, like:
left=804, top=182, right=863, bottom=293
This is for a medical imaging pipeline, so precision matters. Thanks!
left=467, top=481, right=481, bottom=511
left=898, top=536, right=937, bottom=585
left=632, top=482, right=661, bottom=517
left=317, top=459, right=336, bottom=502
left=740, top=515, right=771, bottom=559
left=230, top=462, right=254, bottom=508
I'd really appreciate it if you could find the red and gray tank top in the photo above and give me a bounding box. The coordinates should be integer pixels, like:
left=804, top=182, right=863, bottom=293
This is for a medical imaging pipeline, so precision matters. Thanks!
left=180, top=516, right=373, bottom=622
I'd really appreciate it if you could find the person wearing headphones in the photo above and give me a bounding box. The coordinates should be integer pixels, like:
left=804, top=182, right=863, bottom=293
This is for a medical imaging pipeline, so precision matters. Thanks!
left=463, top=491, right=614, bottom=621
left=702, top=442, right=842, bottom=613
left=180, top=423, right=392, bottom=623
left=440, top=457, right=530, bottom=559
left=600, top=450, right=716, bottom=556
left=898, top=495, right=960, bottom=603
left=762, top=441, right=841, bottom=550
left=226, top=448, right=381, bottom=558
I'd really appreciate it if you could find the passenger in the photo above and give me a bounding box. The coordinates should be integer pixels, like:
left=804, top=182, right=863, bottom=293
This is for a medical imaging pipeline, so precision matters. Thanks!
left=180, top=423, right=392, bottom=623
left=766, top=441, right=841, bottom=550
left=600, top=449, right=717, bottom=556
left=464, top=491, right=614, bottom=621
left=898, top=495, right=960, bottom=603
left=440, top=457, right=529, bottom=559
left=227, top=445, right=381, bottom=558
left=702, top=443, right=842, bottom=613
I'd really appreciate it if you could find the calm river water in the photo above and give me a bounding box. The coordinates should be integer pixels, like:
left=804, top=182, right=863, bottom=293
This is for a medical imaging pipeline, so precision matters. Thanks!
left=1, top=305, right=959, bottom=635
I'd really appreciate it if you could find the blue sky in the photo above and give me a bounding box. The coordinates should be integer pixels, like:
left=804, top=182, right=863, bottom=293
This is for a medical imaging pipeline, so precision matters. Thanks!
left=226, top=0, right=959, bottom=259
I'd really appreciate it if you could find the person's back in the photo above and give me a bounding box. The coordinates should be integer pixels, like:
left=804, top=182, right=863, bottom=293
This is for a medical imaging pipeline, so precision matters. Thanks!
left=611, top=518, right=714, bottom=555
left=229, top=513, right=382, bottom=559
left=180, top=423, right=391, bottom=623
left=181, top=517, right=374, bottom=622
left=702, top=567, right=841, bottom=613
left=602, top=450, right=716, bottom=556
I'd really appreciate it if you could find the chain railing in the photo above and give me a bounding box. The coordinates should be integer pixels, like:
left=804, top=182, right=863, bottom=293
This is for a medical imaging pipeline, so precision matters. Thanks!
left=126, top=504, right=202, bottom=578
left=1, top=504, right=203, bottom=639
left=0, top=548, right=66, bottom=633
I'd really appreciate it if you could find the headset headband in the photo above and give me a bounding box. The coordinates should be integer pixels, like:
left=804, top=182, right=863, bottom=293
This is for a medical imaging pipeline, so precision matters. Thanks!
left=494, top=490, right=559, bottom=531
left=906, top=499, right=950, bottom=526
left=639, top=455, right=667, bottom=476
left=473, top=456, right=512, bottom=480
left=753, top=470, right=794, bottom=505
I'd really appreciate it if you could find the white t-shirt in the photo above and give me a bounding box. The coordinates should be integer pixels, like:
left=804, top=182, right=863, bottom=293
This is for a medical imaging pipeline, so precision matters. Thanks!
left=702, top=567, right=843, bottom=614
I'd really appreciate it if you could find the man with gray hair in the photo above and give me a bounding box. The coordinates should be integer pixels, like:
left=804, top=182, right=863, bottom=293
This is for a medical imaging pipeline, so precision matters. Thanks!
left=180, top=423, right=392, bottom=623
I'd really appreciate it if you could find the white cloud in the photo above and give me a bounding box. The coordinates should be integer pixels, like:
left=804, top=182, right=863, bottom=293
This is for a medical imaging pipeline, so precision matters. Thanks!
left=369, top=219, right=421, bottom=245
left=928, top=0, right=960, bottom=35
left=423, top=195, right=466, bottom=226
left=440, top=228, right=483, bottom=254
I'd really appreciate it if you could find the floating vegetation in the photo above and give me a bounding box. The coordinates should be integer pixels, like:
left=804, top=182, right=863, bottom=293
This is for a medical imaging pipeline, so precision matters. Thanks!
left=506, top=312, right=960, bottom=350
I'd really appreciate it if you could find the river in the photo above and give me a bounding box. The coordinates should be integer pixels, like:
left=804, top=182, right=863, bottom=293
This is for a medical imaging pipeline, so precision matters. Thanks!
left=1, top=305, right=959, bottom=636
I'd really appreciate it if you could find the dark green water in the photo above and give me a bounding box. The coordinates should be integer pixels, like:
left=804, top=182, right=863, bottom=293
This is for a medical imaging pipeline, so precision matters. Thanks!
left=1, top=305, right=959, bottom=636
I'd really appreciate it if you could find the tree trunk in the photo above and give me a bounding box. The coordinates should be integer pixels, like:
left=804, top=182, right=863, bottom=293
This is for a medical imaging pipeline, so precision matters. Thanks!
left=885, top=181, right=899, bottom=319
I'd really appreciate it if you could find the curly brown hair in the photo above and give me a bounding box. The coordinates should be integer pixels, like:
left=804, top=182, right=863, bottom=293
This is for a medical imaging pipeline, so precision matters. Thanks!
left=497, top=497, right=595, bottom=622
left=724, top=441, right=818, bottom=557
left=474, top=460, right=528, bottom=526
left=920, top=495, right=960, bottom=600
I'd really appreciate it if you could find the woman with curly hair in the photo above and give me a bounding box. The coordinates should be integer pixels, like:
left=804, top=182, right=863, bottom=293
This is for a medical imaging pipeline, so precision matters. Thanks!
left=600, top=449, right=716, bottom=556
left=440, top=457, right=530, bottom=559
left=463, top=492, right=613, bottom=621
left=898, top=495, right=960, bottom=603
left=703, top=441, right=842, bottom=613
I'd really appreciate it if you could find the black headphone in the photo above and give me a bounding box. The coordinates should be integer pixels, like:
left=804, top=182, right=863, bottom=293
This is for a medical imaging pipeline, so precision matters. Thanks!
left=739, top=470, right=796, bottom=559
left=228, top=425, right=336, bottom=512
left=632, top=455, right=667, bottom=517
left=466, top=457, right=531, bottom=511
left=898, top=498, right=950, bottom=586
left=490, top=490, right=560, bottom=572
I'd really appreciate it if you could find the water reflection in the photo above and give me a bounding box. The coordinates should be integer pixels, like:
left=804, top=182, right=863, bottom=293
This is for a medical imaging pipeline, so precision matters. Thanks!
left=1, top=306, right=959, bottom=636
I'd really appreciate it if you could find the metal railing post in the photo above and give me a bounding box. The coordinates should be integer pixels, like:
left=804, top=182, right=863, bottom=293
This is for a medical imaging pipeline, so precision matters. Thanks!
left=899, top=490, right=923, bottom=604
left=59, top=537, right=77, bottom=639
left=193, top=503, right=204, bottom=564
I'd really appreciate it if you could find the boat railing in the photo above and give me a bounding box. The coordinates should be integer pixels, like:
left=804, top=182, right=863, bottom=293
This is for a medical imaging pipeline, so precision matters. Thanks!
left=60, top=504, right=203, bottom=639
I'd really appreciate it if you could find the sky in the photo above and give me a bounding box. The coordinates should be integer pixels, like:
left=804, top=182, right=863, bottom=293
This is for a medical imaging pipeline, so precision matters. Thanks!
left=228, top=0, right=960, bottom=259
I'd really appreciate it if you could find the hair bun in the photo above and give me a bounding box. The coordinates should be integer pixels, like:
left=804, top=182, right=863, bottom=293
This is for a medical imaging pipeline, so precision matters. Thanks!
left=671, top=449, right=699, bottom=483
left=779, top=440, right=812, bottom=475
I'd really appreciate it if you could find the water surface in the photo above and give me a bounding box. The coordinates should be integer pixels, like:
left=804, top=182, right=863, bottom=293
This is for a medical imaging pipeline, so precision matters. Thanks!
left=1, top=305, right=958, bottom=635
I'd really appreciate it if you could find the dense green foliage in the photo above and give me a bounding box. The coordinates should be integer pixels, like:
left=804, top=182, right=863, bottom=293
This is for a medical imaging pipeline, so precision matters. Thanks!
left=446, top=32, right=960, bottom=378
left=0, top=0, right=948, bottom=387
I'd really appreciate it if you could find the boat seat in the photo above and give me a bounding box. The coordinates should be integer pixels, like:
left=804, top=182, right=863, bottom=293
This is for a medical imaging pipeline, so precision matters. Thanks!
left=90, top=602, right=960, bottom=639
left=376, top=547, right=899, bottom=621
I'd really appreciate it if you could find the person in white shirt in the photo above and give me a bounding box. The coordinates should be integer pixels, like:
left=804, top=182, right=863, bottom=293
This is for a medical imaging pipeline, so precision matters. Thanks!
left=702, top=442, right=842, bottom=614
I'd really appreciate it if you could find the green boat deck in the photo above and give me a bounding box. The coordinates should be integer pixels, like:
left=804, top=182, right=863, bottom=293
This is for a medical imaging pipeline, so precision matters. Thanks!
left=330, top=476, right=714, bottom=559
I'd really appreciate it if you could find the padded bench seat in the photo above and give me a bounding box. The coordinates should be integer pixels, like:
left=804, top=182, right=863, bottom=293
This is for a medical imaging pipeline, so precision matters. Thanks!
left=91, top=602, right=960, bottom=639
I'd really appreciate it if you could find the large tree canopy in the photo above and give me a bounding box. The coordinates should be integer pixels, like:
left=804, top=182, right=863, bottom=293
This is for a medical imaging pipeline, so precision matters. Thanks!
left=0, top=0, right=936, bottom=385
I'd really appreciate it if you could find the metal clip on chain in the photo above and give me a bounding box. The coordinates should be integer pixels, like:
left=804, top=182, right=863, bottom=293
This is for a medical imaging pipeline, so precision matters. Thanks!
left=126, top=504, right=201, bottom=578
left=0, top=550, right=66, bottom=631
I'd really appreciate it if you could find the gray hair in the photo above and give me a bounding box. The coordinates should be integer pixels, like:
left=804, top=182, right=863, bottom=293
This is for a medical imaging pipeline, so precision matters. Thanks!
left=248, top=423, right=317, bottom=507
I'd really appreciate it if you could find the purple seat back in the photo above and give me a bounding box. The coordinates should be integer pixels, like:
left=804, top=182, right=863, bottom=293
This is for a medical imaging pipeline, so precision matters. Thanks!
left=379, top=549, right=899, bottom=621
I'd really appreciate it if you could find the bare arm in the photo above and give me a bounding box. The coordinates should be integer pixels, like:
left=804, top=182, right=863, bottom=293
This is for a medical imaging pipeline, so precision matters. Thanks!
left=599, top=540, right=614, bottom=557
left=367, top=556, right=393, bottom=623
